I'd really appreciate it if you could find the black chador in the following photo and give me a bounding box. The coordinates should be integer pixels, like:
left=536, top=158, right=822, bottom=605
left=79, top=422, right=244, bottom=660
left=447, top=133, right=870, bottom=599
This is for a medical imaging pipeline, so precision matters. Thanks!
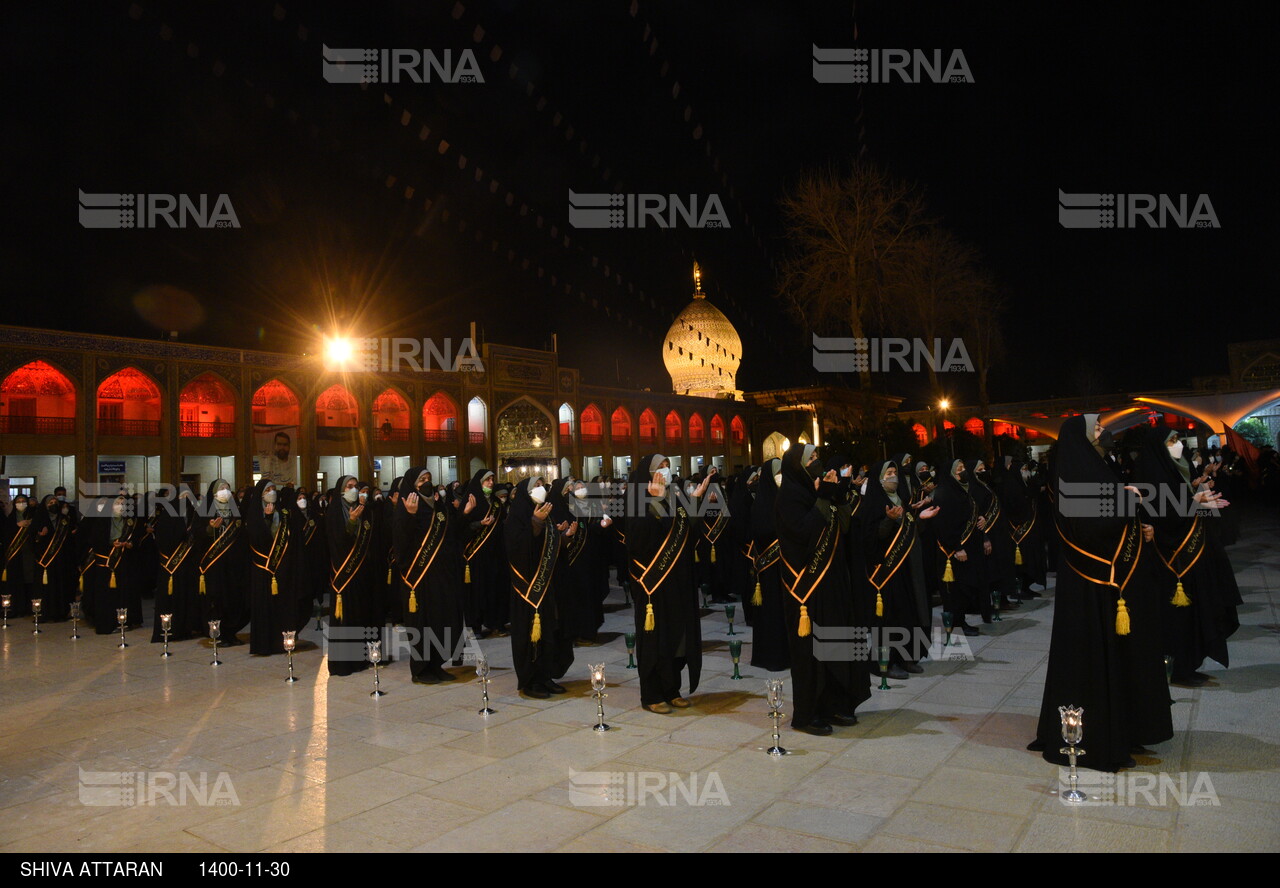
left=150, top=488, right=200, bottom=642
left=504, top=477, right=574, bottom=697
left=462, top=469, right=505, bottom=636
left=1029, top=415, right=1172, bottom=772
left=929, top=460, right=987, bottom=632
left=326, top=475, right=375, bottom=676
left=749, top=459, right=790, bottom=672
left=626, top=454, right=701, bottom=711
left=199, top=479, right=248, bottom=643
left=775, top=445, right=869, bottom=734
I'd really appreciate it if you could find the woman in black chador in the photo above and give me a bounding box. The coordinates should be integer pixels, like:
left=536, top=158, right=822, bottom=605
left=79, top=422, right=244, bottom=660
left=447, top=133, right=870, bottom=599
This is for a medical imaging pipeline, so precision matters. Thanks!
left=749, top=459, right=790, bottom=672
left=774, top=445, right=869, bottom=735
left=862, top=460, right=939, bottom=678
left=394, top=468, right=466, bottom=684
left=929, top=459, right=987, bottom=634
left=967, top=458, right=1020, bottom=613
left=1002, top=461, right=1048, bottom=597
left=1029, top=415, right=1172, bottom=772
left=150, top=486, right=200, bottom=642
left=82, top=493, right=145, bottom=633
left=462, top=468, right=505, bottom=638
left=326, top=475, right=374, bottom=676
left=199, top=478, right=248, bottom=644
left=1133, top=425, right=1239, bottom=687
left=245, top=478, right=291, bottom=655
left=727, top=466, right=759, bottom=621
left=626, top=454, right=703, bottom=714
left=504, top=476, right=574, bottom=698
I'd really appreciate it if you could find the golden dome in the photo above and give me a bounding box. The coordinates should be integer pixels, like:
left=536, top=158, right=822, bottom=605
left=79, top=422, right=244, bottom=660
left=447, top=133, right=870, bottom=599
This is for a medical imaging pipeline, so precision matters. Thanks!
left=663, top=263, right=742, bottom=399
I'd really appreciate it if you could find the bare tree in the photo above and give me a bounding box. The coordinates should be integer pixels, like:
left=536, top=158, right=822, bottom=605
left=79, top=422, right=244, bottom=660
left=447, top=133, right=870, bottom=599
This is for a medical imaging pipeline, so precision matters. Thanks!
left=964, top=277, right=1007, bottom=455
left=777, top=161, right=932, bottom=399
left=882, top=228, right=975, bottom=405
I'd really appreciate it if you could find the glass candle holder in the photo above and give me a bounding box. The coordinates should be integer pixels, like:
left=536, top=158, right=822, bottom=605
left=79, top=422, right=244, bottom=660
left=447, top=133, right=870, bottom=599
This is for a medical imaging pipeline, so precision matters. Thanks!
left=728, top=639, right=743, bottom=680
left=624, top=632, right=636, bottom=669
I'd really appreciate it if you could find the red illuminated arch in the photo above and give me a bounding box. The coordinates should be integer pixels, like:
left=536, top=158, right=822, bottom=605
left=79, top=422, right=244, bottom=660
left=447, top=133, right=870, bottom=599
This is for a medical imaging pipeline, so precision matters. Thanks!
left=179, top=373, right=236, bottom=438
left=97, top=367, right=161, bottom=436
left=610, top=406, right=632, bottom=440
left=252, top=379, right=300, bottom=426
left=373, top=388, right=410, bottom=441
left=729, top=415, right=745, bottom=445
left=665, top=410, right=683, bottom=442
left=639, top=409, right=658, bottom=443
left=710, top=414, right=725, bottom=443
left=1, top=361, right=76, bottom=434
left=688, top=412, right=705, bottom=444
left=423, top=391, right=459, bottom=441
left=316, top=384, right=359, bottom=428
left=581, top=404, right=604, bottom=441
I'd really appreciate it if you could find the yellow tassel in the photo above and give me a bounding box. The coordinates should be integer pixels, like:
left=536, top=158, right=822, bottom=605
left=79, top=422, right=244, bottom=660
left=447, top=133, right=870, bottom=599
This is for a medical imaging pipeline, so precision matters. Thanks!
left=530, top=611, right=542, bottom=642
left=694, top=550, right=700, bottom=563
left=334, top=592, right=343, bottom=621
left=408, top=587, right=418, bottom=614
left=387, top=567, right=392, bottom=585
left=942, top=558, right=955, bottom=583
left=271, top=575, right=278, bottom=596
left=43, top=569, right=48, bottom=585
left=1115, top=597, right=1131, bottom=636
left=751, top=580, right=762, bottom=606
left=1172, top=580, right=1191, bottom=607
left=644, top=602, right=655, bottom=631
left=710, top=545, right=716, bottom=564
left=876, top=591, right=884, bottom=618
left=798, top=604, right=811, bottom=637
left=199, top=573, right=206, bottom=595
left=1015, top=545, right=1023, bottom=566
left=2, top=566, right=6, bottom=582
left=110, top=571, right=117, bottom=589
left=465, top=563, right=471, bottom=584
left=167, top=575, right=173, bottom=596
left=79, top=573, right=84, bottom=594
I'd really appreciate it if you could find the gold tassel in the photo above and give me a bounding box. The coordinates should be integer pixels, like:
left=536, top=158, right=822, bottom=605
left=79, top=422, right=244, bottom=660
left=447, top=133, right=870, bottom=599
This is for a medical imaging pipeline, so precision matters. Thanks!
left=1171, top=580, right=1191, bottom=607
left=1115, top=597, right=1131, bottom=636
left=2, top=566, right=6, bottom=582
left=530, top=611, right=542, bottom=642
left=334, top=592, right=343, bottom=621
left=43, top=569, right=48, bottom=585
left=167, top=575, right=174, bottom=596
left=465, top=563, right=471, bottom=584
left=79, top=573, right=85, bottom=594
left=751, top=580, right=762, bottom=606
left=408, top=587, right=418, bottom=614
left=798, top=604, right=811, bottom=637
left=876, top=591, right=884, bottom=618
left=109, top=571, right=117, bottom=589
left=694, top=549, right=700, bottom=563
left=271, top=575, right=278, bottom=596
left=1015, top=545, right=1023, bottom=566
left=710, top=545, right=716, bottom=564
left=644, top=602, right=655, bottom=631
left=942, top=558, right=955, bottom=584
left=199, top=573, right=206, bottom=595
left=387, top=567, right=392, bottom=585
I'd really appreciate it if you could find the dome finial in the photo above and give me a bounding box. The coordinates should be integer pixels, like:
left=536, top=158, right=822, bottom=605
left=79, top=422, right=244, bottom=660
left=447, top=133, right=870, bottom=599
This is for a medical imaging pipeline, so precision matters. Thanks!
left=692, top=261, right=704, bottom=299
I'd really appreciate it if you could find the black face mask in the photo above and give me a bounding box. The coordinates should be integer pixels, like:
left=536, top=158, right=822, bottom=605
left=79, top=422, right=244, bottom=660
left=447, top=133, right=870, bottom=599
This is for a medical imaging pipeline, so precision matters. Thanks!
left=805, top=460, right=823, bottom=480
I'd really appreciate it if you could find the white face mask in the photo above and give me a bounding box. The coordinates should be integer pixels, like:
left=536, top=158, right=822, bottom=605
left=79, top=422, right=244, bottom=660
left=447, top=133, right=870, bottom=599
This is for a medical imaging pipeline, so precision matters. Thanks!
left=111, top=503, right=124, bottom=516
left=15, top=502, right=27, bottom=513
left=573, top=487, right=588, bottom=500
left=358, top=491, right=368, bottom=502
left=840, top=466, right=852, bottom=478
left=296, top=498, right=307, bottom=510
left=529, top=484, right=547, bottom=505
left=774, top=472, right=783, bottom=488
left=1168, top=440, right=1185, bottom=460
left=342, top=488, right=359, bottom=504
left=262, top=489, right=277, bottom=504
left=214, top=489, right=232, bottom=503
left=685, top=484, right=696, bottom=496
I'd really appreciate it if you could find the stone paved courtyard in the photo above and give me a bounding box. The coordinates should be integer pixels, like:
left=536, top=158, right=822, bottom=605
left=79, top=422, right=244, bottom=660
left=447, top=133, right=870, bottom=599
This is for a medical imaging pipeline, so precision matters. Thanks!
left=2, top=512, right=1277, bottom=853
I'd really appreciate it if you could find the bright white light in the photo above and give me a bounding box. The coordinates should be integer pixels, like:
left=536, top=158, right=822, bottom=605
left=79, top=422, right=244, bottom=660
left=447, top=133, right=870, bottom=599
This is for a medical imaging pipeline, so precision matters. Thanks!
left=326, top=337, right=354, bottom=365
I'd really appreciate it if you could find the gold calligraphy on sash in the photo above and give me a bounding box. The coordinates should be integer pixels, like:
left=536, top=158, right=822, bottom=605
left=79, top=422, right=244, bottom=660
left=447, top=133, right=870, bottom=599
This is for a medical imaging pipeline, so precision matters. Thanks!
left=199, top=519, right=242, bottom=576
left=402, top=510, right=449, bottom=591
left=868, top=512, right=917, bottom=591
left=37, top=519, right=71, bottom=569
left=331, top=519, right=373, bottom=595
left=464, top=498, right=502, bottom=561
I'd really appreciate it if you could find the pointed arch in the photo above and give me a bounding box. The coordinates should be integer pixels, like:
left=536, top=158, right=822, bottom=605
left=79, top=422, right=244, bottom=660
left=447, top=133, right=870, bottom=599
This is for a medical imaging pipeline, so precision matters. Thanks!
left=730, top=415, right=745, bottom=445
left=1, top=360, right=76, bottom=434
left=610, top=405, right=632, bottom=441
left=688, top=412, right=705, bottom=445
left=639, top=408, right=658, bottom=445
left=665, top=410, right=683, bottom=443
left=251, top=378, right=301, bottom=426
left=424, top=391, right=461, bottom=442
left=179, top=371, right=237, bottom=438
left=581, top=403, right=604, bottom=443
left=710, top=413, right=725, bottom=444
left=316, top=383, right=359, bottom=428
left=97, top=366, right=161, bottom=436
left=372, top=387, right=411, bottom=442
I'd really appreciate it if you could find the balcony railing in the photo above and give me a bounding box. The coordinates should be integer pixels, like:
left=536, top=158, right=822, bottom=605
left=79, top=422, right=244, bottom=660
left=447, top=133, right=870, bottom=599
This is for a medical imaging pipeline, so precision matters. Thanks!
left=424, top=429, right=457, bottom=442
left=639, top=434, right=658, bottom=447
left=580, top=433, right=604, bottom=446
left=689, top=434, right=705, bottom=445
left=180, top=420, right=236, bottom=439
left=0, top=416, right=75, bottom=435
left=559, top=431, right=573, bottom=446
left=376, top=427, right=411, bottom=442
left=97, top=418, right=161, bottom=437
left=467, top=432, right=485, bottom=444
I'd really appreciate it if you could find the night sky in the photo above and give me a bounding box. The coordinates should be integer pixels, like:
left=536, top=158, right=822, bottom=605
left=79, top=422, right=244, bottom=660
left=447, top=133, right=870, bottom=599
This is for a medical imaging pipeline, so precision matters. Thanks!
left=5, top=1, right=1276, bottom=407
